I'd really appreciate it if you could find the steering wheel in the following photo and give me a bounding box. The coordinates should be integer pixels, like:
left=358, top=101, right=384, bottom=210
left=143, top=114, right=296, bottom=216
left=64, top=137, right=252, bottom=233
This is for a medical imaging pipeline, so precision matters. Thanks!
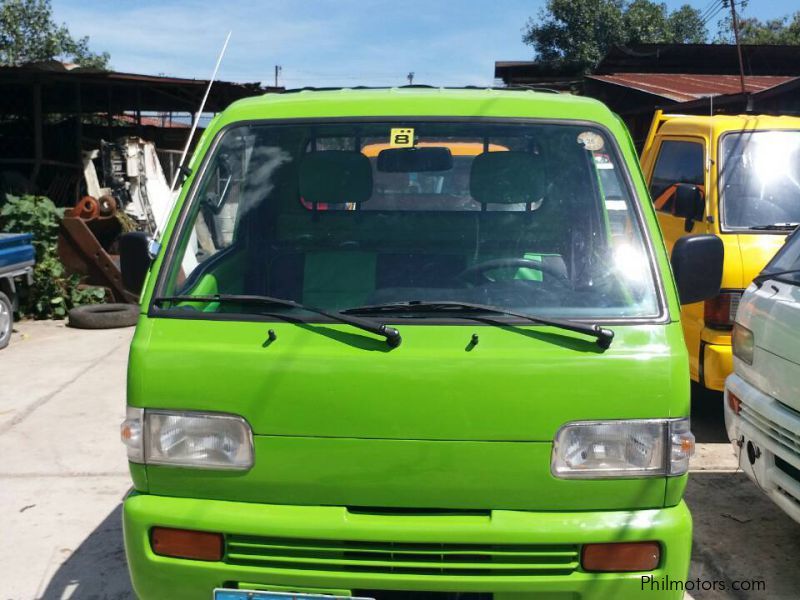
left=455, top=258, right=568, bottom=286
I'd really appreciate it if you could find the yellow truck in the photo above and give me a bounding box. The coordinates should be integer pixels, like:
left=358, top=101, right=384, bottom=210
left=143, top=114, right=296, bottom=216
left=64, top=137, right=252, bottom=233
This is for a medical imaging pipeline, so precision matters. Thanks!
left=641, top=111, right=800, bottom=392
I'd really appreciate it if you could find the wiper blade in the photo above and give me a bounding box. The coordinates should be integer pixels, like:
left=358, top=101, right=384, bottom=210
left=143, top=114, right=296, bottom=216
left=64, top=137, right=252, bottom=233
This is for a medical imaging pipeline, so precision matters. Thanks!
left=748, top=223, right=799, bottom=231
left=753, top=268, right=800, bottom=287
left=343, top=300, right=614, bottom=349
left=154, top=294, right=402, bottom=347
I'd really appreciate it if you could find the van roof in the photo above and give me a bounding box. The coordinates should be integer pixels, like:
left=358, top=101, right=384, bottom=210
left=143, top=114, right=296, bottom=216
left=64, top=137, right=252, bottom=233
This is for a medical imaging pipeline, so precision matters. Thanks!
left=657, top=112, right=800, bottom=137
left=217, top=87, right=617, bottom=127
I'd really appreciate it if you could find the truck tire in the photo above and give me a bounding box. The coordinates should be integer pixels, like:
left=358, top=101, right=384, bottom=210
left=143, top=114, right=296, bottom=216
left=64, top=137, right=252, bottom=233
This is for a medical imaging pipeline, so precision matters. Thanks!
left=68, top=303, right=139, bottom=329
left=0, top=291, right=12, bottom=349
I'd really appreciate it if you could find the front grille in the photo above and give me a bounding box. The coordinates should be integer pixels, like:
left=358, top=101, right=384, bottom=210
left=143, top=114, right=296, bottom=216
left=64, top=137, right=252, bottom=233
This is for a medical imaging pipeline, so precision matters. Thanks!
left=777, top=400, right=800, bottom=420
left=224, top=536, right=579, bottom=577
left=777, top=485, right=800, bottom=508
left=739, top=402, right=800, bottom=456
left=775, top=456, right=800, bottom=484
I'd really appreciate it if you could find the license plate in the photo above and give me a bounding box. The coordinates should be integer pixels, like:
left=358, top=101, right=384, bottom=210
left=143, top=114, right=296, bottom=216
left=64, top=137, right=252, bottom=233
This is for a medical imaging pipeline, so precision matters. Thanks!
left=214, top=590, right=374, bottom=600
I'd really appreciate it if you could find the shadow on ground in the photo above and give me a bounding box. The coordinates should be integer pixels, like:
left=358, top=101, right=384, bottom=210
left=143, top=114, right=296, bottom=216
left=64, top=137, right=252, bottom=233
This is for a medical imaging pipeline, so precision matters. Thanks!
left=691, top=384, right=728, bottom=444
left=40, top=504, right=133, bottom=600
left=687, top=472, right=800, bottom=600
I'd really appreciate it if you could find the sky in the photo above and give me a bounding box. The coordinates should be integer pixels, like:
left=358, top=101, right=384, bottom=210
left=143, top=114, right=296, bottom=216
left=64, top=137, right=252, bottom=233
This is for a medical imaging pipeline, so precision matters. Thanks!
left=52, top=0, right=800, bottom=89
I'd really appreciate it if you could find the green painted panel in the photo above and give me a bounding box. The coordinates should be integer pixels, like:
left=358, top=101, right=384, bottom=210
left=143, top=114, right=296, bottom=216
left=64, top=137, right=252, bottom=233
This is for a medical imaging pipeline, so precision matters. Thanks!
left=145, top=436, right=667, bottom=511
left=123, top=494, right=692, bottom=600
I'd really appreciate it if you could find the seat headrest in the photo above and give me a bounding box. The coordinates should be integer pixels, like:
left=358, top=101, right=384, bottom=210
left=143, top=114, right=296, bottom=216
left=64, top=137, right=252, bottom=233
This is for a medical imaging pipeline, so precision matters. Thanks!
left=299, top=150, right=373, bottom=205
left=469, top=151, right=544, bottom=205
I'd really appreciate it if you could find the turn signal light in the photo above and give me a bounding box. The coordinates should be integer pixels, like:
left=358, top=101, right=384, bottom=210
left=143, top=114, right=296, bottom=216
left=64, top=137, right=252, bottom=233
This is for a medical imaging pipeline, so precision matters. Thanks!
left=151, top=527, right=223, bottom=561
left=728, top=390, right=742, bottom=415
left=581, top=541, right=661, bottom=572
left=704, top=292, right=742, bottom=330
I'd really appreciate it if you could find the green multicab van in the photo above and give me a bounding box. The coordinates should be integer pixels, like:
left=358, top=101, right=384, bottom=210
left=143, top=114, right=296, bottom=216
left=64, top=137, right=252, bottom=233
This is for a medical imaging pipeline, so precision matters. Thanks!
left=118, top=88, right=724, bottom=600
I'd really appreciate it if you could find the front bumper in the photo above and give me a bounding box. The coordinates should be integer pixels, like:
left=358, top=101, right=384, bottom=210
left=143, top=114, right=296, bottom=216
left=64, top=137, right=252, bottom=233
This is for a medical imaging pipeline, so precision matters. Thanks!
left=123, top=494, right=692, bottom=600
left=700, top=340, right=732, bottom=392
left=725, top=373, right=800, bottom=524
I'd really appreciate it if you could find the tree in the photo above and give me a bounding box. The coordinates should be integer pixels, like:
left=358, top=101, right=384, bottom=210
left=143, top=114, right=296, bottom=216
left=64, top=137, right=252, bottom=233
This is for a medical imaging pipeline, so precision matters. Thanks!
left=667, top=5, right=708, bottom=44
left=624, top=0, right=670, bottom=45
left=523, top=0, right=707, bottom=71
left=736, top=13, right=800, bottom=44
left=0, top=0, right=109, bottom=68
left=712, top=0, right=800, bottom=45
left=522, top=0, right=626, bottom=68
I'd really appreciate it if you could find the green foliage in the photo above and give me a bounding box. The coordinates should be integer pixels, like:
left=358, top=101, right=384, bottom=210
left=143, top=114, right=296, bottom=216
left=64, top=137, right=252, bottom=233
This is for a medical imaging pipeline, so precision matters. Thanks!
left=733, top=13, right=800, bottom=45
left=0, top=192, right=60, bottom=256
left=667, top=5, right=708, bottom=45
left=709, top=1, right=799, bottom=45
left=624, top=0, right=670, bottom=45
left=523, top=0, right=708, bottom=71
left=0, top=194, right=106, bottom=319
left=0, top=0, right=109, bottom=68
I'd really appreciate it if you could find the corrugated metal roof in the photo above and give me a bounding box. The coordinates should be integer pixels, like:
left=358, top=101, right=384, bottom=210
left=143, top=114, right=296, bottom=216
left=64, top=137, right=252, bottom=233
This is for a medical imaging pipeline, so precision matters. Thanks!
left=595, top=44, right=800, bottom=76
left=0, top=61, right=281, bottom=113
left=586, top=73, right=797, bottom=102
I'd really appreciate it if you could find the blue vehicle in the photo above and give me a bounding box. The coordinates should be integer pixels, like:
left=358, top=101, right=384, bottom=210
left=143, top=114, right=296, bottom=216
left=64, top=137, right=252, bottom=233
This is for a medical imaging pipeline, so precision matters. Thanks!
left=0, top=233, right=35, bottom=349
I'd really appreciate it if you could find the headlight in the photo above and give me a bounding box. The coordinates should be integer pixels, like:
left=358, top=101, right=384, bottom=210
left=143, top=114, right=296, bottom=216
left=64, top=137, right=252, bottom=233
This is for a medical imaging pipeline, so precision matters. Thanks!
left=732, top=323, right=754, bottom=365
left=552, top=418, right=694, bottom=478
left=120, top=408, right=253, bottom=470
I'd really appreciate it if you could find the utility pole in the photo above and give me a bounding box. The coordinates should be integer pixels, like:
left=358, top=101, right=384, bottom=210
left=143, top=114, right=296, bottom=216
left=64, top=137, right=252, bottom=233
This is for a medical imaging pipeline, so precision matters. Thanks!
left=407, top=71, right=414, bottom=85
left=274, top=65, right=282, bottom=88
left=727, top=0, right=747, bottom=95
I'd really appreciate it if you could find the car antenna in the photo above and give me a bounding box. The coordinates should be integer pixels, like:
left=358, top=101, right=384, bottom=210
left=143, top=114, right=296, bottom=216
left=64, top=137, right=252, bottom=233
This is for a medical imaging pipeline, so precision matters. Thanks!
left=153, top=31, right=232, bottom=246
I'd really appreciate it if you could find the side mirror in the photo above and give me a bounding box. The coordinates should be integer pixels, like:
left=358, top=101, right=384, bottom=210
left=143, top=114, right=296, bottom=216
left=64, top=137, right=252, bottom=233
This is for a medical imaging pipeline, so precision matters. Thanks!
left=670, top=235, right=724, bottom=305
left=119, top=232, right=153, bottom=295
left=672, top=184, right=705, bottom=232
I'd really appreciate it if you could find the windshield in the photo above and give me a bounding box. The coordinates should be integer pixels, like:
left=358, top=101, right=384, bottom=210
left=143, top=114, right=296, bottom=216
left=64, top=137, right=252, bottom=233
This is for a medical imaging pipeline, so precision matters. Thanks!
left=159, top=120, right=660, bottom=320
left=719, top=130, right=800, bottom=230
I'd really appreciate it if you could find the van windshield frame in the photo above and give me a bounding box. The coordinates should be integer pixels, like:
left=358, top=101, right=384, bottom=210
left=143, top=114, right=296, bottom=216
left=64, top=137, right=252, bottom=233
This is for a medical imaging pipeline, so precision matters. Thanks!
left=758, top=228, right=800, bottom=286
left=149, top=117, right=668, bottom=325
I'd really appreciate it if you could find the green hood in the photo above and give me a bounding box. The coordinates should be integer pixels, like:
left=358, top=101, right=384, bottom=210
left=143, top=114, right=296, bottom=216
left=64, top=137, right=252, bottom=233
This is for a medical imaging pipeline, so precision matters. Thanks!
left=128, top=318, right=688, bottom=511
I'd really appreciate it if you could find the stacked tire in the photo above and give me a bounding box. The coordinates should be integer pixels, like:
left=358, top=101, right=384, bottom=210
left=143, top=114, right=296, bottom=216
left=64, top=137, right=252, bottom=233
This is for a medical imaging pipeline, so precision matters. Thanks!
left=67, top=304, right=139, bottom=329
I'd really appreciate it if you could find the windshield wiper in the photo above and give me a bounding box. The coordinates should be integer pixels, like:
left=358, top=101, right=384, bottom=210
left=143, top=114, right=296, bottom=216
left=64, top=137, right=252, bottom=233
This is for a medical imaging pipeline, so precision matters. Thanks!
left=753, top=269, right=800, bottom=287
left=343, top=300, right=614, bottom=349
left=749, top=223, right=800, bottom=231
left=154, top=293, right=402, bottom=347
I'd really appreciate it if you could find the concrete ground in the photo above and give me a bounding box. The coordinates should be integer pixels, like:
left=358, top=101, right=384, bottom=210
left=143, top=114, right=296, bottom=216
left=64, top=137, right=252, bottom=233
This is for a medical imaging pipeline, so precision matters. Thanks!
left=1, top=321, right=799, bottom=599
left=0, top=321, right=132, bottom=600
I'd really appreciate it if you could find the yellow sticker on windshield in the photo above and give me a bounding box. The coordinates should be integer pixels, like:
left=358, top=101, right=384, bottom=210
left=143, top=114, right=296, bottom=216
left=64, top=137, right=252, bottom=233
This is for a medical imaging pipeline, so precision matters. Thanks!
left=390, top=128, right=414, bottom=147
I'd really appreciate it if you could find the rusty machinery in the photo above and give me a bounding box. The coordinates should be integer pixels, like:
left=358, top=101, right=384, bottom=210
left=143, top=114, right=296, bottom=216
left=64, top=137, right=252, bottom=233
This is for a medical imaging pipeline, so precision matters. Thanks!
left=57, top=138, right=176, bottom=303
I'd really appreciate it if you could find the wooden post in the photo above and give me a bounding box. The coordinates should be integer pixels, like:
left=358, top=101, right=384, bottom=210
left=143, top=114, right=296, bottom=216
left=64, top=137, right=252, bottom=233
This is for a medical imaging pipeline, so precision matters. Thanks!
left=107, top=86, right=114, bottom=140
left=31, top=81, right=42, bottom=188
left=729, top=0, right=747, bottom=95
left=74, top=81, right=83, bottom=203
left=136, top=85, right=143, bottom=136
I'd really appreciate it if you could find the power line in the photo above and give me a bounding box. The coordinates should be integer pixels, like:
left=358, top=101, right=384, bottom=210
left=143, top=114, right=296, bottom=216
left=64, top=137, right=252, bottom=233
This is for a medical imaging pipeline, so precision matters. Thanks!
left=700, top=0, right=726, bottom=27
left=699, top=0, right=723, bottom=23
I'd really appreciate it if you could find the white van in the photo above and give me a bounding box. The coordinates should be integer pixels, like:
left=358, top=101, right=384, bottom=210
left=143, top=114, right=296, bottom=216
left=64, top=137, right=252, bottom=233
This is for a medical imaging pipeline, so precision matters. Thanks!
left=725, top=229, right=800, bottom=524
